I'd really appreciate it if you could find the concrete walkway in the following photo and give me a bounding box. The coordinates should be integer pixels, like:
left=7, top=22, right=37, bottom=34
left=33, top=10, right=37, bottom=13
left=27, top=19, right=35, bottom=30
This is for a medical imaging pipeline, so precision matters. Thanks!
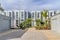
left=41, top=30, right=60, bottom=40
left=0, top=28, right=60, bottom=40
left=21, top=28, right=48, bottom=40
left=21, top=28, right=60, bottom=40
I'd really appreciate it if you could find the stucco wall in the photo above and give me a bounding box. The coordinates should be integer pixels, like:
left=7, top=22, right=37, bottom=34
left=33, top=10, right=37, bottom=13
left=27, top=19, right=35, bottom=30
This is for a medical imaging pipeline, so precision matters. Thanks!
left=0, top=14, right=10, bottom=32
left=51, top=13, right=60, bottom=33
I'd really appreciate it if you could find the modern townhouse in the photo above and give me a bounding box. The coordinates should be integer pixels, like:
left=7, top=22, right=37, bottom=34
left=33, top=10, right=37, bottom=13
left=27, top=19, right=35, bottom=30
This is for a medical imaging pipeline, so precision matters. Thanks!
left=5, top=10, right=29, bottom=28
left=0, top=10, right=59, bottom=32
left=3, top=10, right=42, bottom=28
left=31, top=11, right=41, bottom=26
left=0, top=10, right=56, bottom=28
left=4, top=11, right=15, bottom=28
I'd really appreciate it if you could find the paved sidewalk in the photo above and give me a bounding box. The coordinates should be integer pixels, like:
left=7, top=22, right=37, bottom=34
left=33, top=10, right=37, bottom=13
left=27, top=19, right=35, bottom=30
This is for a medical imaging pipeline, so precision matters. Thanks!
left=21, top=28, right=48, bottom=40
left=21, top=28, right=60, bottom=40
left=41, top=30, right=60, bottom=40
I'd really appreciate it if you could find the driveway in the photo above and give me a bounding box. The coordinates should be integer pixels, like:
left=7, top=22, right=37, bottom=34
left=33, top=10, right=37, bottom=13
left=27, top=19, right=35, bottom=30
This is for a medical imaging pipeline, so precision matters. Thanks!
left=0, top=29, right=28, bottom=40
left=21, top=28, right=48, bottom=40
left=0, top=28, right=60, bottom=40
left=21, top=28, right=60, bottom=40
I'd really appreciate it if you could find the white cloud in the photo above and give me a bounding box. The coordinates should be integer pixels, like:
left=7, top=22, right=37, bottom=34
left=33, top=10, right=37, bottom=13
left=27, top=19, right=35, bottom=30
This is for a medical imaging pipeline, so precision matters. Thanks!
left=0, top=0, right=60, bottom=11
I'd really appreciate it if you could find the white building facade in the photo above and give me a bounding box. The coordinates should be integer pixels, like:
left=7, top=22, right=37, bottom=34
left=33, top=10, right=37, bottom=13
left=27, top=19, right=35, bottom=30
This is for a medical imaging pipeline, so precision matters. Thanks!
left=3, top=10, right=56, bottom=28
left=31, top=11, right=41, bottom=26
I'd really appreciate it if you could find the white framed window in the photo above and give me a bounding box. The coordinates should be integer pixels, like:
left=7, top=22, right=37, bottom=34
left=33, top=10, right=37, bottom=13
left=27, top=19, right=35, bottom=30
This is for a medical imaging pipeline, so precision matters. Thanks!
left=16, top=12, right=18, bottom=18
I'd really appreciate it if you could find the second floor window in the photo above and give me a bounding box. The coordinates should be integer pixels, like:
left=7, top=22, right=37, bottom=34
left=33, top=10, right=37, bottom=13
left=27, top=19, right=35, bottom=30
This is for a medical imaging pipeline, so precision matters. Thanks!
left=25, top=12, right=27, bottom=19
left=50, top=12, right=52, bottom=16
left=38, top=13, right=39, bottom=18
left=21, top=12, right=23, bottom=18
left=16, top=12, right=18, bottom=18
left=32, top=13, right=34, bottom=18
left=12, top=11, right=14, bottom=19
left=9, top=12, right=11, bottom=17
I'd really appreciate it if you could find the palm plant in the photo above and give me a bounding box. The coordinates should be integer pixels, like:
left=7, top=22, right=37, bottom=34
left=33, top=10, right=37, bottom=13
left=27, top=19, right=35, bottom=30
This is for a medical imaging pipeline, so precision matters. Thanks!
left=26, top=18, right=32, bottom=27
left=41, top=10, right=48, bottom=27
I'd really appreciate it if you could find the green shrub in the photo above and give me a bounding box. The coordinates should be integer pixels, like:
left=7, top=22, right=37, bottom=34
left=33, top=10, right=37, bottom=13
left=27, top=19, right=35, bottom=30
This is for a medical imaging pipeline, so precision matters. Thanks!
left=46, top=23, right=51, bottom=30
left=35, top=25, right=46, bottom=30
left=35, top=26, right=40, bottom=30
left=40, top=26, right=44, bottom=30
left=40, top=21, right=45, bottom=25
left=35, top=26, right=44, bottom=30
left=19, top=23, right=23, bottom=29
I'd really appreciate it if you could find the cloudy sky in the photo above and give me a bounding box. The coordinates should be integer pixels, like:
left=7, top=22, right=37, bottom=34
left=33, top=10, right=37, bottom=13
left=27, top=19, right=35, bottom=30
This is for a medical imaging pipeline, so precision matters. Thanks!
left=0, top=0, right=60, bottom=11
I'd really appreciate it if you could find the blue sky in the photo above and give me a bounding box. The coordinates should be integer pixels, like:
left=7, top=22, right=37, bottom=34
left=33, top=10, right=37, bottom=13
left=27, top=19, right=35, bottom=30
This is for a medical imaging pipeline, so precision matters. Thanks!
left=0, top=0, right=60, bottom=11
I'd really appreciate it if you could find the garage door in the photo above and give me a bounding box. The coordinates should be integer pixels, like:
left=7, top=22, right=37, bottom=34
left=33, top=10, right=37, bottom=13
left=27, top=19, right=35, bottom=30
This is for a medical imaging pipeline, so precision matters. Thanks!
left=51, top=14, right=60, bottom=33
left=51, top=18, right=57, bottom=31
left=0, top=17, right=10, bottom=32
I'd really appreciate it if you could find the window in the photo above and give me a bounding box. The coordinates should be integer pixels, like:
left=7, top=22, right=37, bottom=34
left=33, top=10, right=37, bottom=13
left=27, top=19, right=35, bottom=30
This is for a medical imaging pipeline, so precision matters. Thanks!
left=12, top=11, right=14, bottom=19
left=38, top=13, right=39, bottom=18
left=16, top=12, right=18, bottom=18
left=28, top=12, right=31, bottom=18
left=32, top=13, right=34, bottom=18
left=21, top=12, right=23, bottom=18
left=50, top=12, right=52, bottom=16
left=25, top=11, right=27, bottom=20
left=16, top=20, right=18, bottom=27
left=9, top=12, right=11, bottom=17
left=4, top=12, right=6, bottom=16
left=9, top=12, right=11, bottom=19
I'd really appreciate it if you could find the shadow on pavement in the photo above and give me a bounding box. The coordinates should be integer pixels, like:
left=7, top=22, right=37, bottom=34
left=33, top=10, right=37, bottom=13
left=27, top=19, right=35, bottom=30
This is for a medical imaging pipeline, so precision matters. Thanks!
left=0, top=28, right=28, bottom=40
